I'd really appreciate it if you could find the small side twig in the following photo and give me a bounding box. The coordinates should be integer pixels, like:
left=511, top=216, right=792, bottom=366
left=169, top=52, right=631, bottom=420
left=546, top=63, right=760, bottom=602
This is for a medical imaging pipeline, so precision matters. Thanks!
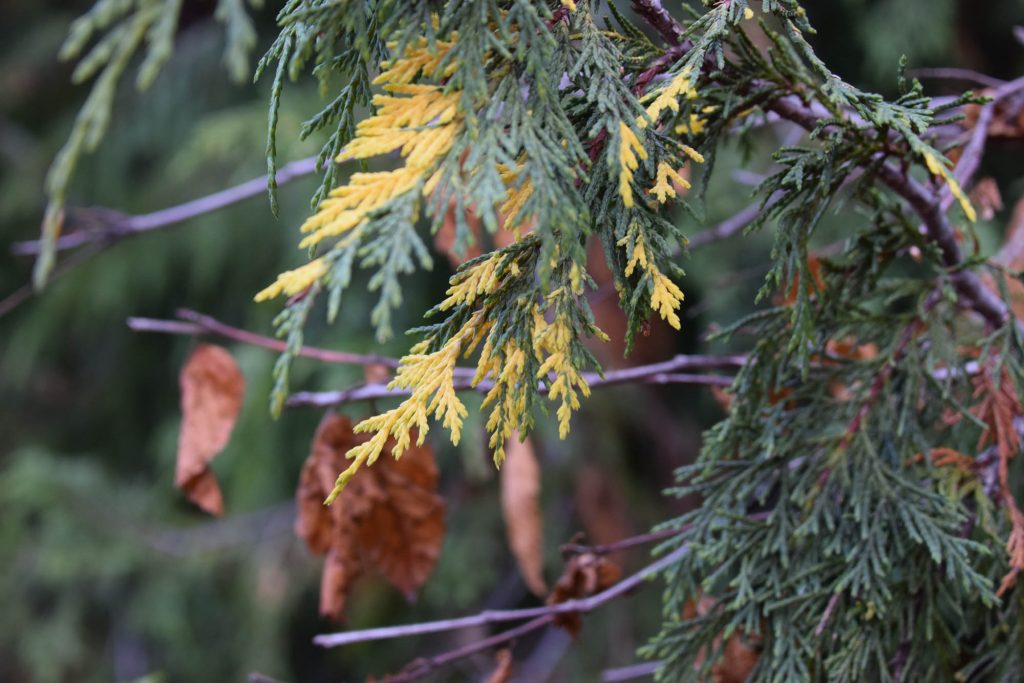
left=127, top=308, right=406, bottom=370
left=909, top=67, right=1006, bottom=89
left=814, top=591, right=842, bottom=637
left=313, top=541, right=691, bottom=649
left=630, top=0, right=687, bottom=45
left=13, top=156, right=320, bottom=256
left=838, top=314, right=923, bottom=452
left=386, top=615, right=555, bottom=683
left=127, top=309, right=744, bottom=406
left=686, top=198, right=775, bottom=251
left=602, top=661, right=663, bottom=682
left=0, top=243, right=102, bottom=319
left=287, top=354, right=744, bottom=408
left=560, top=526, right=684, bottom=557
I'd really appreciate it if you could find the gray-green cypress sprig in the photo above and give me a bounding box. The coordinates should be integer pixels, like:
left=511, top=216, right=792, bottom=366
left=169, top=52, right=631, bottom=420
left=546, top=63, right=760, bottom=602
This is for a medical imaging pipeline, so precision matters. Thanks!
left=256, top=0, right=383, bottom=215
left=36, top=0, right=260, bottom=289
left=631, top=3, right=1024, bottom=680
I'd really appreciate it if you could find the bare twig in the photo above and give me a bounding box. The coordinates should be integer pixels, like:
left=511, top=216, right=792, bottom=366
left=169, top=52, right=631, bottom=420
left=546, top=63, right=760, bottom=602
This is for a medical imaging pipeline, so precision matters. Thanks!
left=946, top=75, right=1024, bottom=199
left=385, top=615, right=556, bottom=683
left=630, top=0, right=686, bottom=45
left=889, top=641, right=911, bottom=683
left=127, top=309, right=742, bottom=406
left=603, top=661, right=663, bottom=682
left=687, top=198, right=773, bottom=250
left=287, top=355, right=744, bottom=408
left=560, top=526, right=684, bottom=557
left=838, top=313, right=923, bottom=451
left=144, top=502, right=295, bottom=557
left=313, top=541, right=691, bottom=649
left=814, top=591, right=842, bottom=637
left=766, top=91, right=1013, bottom=330
left=13, top=156, right=320, bottom=256
left=127, top=308, right=406, bottom=370
left=909, top=67, right=1006, bottom=89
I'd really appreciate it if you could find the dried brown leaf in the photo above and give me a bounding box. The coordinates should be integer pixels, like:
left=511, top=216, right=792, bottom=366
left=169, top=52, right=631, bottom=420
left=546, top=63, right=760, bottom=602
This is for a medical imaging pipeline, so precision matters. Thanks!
left=929, top=447, right=976, bottom=472
left=296, top=414, right=445, bottom=619
left=684, top=595, right=761, bottom=683
left=968, top=364, right=1024, bottom=596
left=584, top=237, right=674, bottom=367
left=320, top=545, right=363, bottom=621
left=546, top=552, right=622, bottom=635
left=175, top=344, right=245, bottom=516
left=714, top=634, right=761, bottom=683
left=710, top=385, right=733, bottom=413
left=501, top=433, right=547, bottom=597
left=353, top=442, right=446, bottom=599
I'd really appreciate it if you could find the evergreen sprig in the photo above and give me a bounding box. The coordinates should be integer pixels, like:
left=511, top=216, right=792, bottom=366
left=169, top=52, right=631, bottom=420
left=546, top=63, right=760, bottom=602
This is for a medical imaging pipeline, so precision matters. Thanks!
left=36, top=0, right=260, bottom=288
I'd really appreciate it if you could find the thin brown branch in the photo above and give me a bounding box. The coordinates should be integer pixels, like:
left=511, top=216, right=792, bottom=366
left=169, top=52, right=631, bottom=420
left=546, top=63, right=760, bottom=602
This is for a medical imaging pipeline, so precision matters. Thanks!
left=946, top=75, right=1024, bottom=197
left=385, top=615, right=556, bottom=683
left=838, top=313, right=924, bottom=451
left=560, top=526, right=684, bottom=557
left=628, top=0, right=1019, bottom=332
left=603, top=661, right=663, bottom=682
left=630, top=0, right=686, bottom=45
left=247, top=673, right=289, bottom=683
left=127, top=308, right=406, bottom=369
left=313, top=540, right=691, bottom=649
left=909, top=68, right=1006, bottom=89
left=814, top=591, right=842, bottom=637
left=127, top=309, right=741, bottom=406
left=766, top=91, right=1013, bottom=330
left=286, top=355, right=744, bottom=408
left=686, top=197, right=775, bottom=250
left=12, top=155, right=319, bottom=256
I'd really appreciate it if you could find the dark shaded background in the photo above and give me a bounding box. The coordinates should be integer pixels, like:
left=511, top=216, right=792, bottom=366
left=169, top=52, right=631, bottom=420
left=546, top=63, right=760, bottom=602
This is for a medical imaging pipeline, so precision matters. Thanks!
left=2, top=1, right=1022, bottom=681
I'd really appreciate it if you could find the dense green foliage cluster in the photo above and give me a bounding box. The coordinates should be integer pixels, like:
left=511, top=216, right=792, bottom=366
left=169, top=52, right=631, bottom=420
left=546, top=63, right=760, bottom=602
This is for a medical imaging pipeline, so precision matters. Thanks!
left=5, top=0, right=1024, bottom=681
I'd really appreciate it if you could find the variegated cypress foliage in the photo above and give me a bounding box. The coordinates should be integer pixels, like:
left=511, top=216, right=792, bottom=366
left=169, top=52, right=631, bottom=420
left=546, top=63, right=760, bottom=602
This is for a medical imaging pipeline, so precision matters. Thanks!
left=38, top=0, right=1024, bottom=680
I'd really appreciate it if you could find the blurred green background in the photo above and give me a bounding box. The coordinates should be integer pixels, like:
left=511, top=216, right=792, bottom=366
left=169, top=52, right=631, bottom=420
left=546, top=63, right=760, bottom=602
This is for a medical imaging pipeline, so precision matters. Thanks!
left=1, top=1, right=1022, bottom=681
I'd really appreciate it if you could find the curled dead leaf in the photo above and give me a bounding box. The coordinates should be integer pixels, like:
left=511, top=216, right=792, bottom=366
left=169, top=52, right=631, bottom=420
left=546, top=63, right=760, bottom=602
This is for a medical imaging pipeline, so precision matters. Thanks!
left=175, top=344, right=245, bottom=516
left=546, top=552, right=622, bottom=636
left=710, top=385, right=733, bottom=413
left=501, top=433, right=547, bottom=597
left=296, top=414, right=445, bottom=620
